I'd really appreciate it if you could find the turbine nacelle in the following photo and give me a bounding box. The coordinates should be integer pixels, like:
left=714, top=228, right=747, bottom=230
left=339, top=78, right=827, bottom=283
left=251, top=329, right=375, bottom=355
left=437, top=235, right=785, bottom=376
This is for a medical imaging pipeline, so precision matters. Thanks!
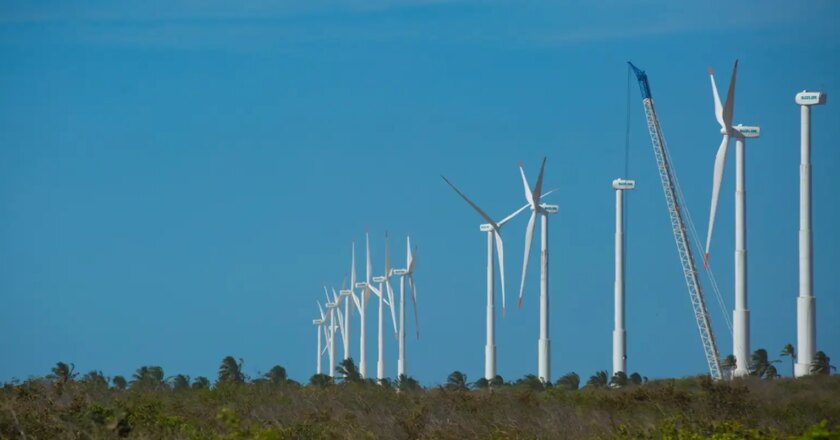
left=339, top=289, right=353, bottom=297
left=734, top=124, right=760, bottom=139
left=353, top=283, right=367, bottom=289
left=612, top=179, right=636, bottom=190
left=479, top=223, right=494, bottom=232
left=795, top=90, right=827, bottom=106
left=372, top=276, right=386, bottom=283
left=540, top=204, right=559, bottom=214
left=313, top=319, right=324, bottom=325
left=392, top=268, right=408, bottom=276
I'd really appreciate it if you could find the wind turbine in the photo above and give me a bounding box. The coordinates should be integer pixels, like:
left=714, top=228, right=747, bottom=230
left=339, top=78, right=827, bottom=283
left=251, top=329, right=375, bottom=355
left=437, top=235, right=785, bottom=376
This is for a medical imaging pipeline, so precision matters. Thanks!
left=392, top=236, right=418, bottom=379
left=323, top=287, right=340, bottom=378
left=442, top=175, right=556, bottom=381
left=517, top=158, right=559, bottom=384
left=350, top=233, right=374, bottom=379
left=705, top=60, right=760, bottom=378
left=341, top=250, right=355, bottom=362
left=367, top=233, right=398, bottom=382
left=612, top=178, right=635, bottom=377
left=794, top=89, right=827, bottom=377
left=312, top=302, right=327, bottom=375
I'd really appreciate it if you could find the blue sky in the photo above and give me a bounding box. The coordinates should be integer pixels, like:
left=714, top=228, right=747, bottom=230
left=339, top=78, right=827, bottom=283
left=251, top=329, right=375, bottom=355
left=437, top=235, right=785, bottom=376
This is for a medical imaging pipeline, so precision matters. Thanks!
left=1, top=0, right=838, bottom=385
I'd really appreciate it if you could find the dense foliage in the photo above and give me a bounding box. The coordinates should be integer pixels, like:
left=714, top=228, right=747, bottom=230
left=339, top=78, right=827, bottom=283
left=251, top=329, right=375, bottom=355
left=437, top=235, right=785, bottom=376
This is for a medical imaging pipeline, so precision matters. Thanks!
left=2, top=357, right=839, bottom=439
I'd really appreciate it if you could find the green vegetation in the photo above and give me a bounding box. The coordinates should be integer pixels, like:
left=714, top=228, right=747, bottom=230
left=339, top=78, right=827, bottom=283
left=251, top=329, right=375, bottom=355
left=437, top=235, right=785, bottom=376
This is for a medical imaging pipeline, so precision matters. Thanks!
left=1, top=352, right=838, bottom=439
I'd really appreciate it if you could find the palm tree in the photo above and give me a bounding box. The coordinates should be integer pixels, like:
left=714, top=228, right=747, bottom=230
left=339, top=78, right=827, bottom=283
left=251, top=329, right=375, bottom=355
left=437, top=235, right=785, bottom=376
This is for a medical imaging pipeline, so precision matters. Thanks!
left=472, top=378, right=489, bottom=389
left=112, top=375, right=127, bottom=390
left=218, top=356, right=245, bottom=384
left=555, top=372, right=580, bottom=391
left=264, top=365, right=288, bottom=386
left=50, top=362, right=76, bottom=383
left=308, top=373, right=333, bottom=387
left=131, top=366, right=165, bottom=390
left=810, top=351, right=835, bottom=375
left=586, top=370, right=609, bottom=388
left=489, top=375, right=504, bottom=388
left=629, top=372, right=643, bottom=386
left=82, top=371, right=108, bottom=389
left=191, top=376, right=211, bottom=390
left=396, top=374, right=421, bottom=391
left=446, top=371, right=469, bottom=391
left=780, top=344, right=796, bottom=377
left=722, top=354, right=737, bottom=379
left=610, top=371, right=628, bottom=388
left=336, top=358, right=362, bottom=383
left=750, top=349, right=780, bottom=379
left=168, top=374, right=190, bottom=391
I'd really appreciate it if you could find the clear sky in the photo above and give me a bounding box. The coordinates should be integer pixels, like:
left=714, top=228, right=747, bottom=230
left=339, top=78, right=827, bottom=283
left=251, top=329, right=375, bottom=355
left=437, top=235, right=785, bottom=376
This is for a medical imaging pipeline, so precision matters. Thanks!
left=1, top=1, right=839, bottom=385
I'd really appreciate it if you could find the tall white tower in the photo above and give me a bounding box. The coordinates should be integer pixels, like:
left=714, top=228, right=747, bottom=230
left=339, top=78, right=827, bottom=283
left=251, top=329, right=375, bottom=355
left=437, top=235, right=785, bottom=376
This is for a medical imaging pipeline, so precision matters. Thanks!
left=794, top=90, right=827, bottom=377
left=612, top=178, right=634, bottom=377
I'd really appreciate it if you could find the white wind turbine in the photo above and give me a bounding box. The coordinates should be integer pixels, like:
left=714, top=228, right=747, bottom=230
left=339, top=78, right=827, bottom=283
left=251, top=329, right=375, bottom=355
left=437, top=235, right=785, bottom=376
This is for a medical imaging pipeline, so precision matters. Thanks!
left=350, top=233, right=375, bottom=379
left=517, top=158, right=559, bottom=384
left=323, top=287, right=342, bottom=378
left=365, top=233, right=398, bottom=382
left=705, top=60, right=760, bottom=378
left=392, top=236, right=418, bottom=379
left=312, top=302, right=328, bottom=375
left=442, top=175, right=556, bottom=381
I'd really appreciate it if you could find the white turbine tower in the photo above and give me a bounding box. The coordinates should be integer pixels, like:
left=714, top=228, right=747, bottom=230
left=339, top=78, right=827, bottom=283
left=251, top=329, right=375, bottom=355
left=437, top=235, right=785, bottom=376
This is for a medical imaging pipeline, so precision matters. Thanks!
left=517, top=158, right=559, bottom=384
left=794, top=90, right=827, bottom=377
left=324, top=287, right=341, bottom=378
left=705, top=60, right=760, bottom=378
left=367, top=233, right=398, bottom=382
left=442, top=175, right=555, bottom=381
left=312, top=302, right=327, bottom=375
left=351, top=233, right=374, bottom=379
left=341, top=249, right=354, bottom=362
left=612, top=178, right=635, bottom=377
left=392, top=236, right=418, bottom=379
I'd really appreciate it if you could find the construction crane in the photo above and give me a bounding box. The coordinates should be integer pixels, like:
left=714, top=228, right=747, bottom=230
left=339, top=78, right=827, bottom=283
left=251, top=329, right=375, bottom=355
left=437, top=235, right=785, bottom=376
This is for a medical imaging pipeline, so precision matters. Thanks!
left=628, top=62, right=723, bottom=380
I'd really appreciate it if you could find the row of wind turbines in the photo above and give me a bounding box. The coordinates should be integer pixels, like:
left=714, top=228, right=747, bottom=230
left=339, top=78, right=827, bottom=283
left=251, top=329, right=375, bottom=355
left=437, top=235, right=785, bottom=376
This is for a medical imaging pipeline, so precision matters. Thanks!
left=439, top=59, right=827, bottom=383
left=312, top=233, right=418, bottom=381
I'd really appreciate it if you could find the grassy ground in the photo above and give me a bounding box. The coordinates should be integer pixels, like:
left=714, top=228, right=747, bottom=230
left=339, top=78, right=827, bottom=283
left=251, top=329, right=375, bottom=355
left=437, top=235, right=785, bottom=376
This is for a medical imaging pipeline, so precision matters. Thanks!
left=2, top=375, right=839, bottom=439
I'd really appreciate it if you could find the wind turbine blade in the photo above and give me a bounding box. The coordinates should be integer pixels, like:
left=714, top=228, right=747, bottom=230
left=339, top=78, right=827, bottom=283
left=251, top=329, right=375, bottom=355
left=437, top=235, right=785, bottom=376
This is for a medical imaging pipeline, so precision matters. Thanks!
left=406, top=236, right=413, bottom=272
left=409, top=276, right=419, bottom=340
left=532, top=157, right=547, bottom=203
left=386, top=280, right=398, bottom=334
left=705, top=135, right=730, bottom=268
left=519, top=161, right=533, bottom=205
left=365, top=232, right=372, bottom=302
left=350, top=241, right=356, bottom=293
left=384, top=232, right=391, bottom=280
left=518, top=211, right=537, bottom=308
left=408, top=245, right=417, bottom=273
left=317, top=301, right=325, bottom=320
left=498, top=188, right=559, bottom=227
left=709, top=67, right=725, bottom=131
left=441, top=176, right=499, bottom=230
left=324, top=286, right=331, bottom=305
left=368, top=283, right=382, bottom=298
left=352, top=292, right=361, bottom=312
left=722, top=60, right=738, bottom=127
left=494, top=231, right=507, bottom=317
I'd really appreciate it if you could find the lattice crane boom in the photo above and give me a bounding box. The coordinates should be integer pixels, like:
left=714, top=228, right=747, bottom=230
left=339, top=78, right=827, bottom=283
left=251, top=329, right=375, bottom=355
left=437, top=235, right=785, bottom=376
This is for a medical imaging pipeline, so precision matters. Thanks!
left=628, top=62, right=723, bottom=381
